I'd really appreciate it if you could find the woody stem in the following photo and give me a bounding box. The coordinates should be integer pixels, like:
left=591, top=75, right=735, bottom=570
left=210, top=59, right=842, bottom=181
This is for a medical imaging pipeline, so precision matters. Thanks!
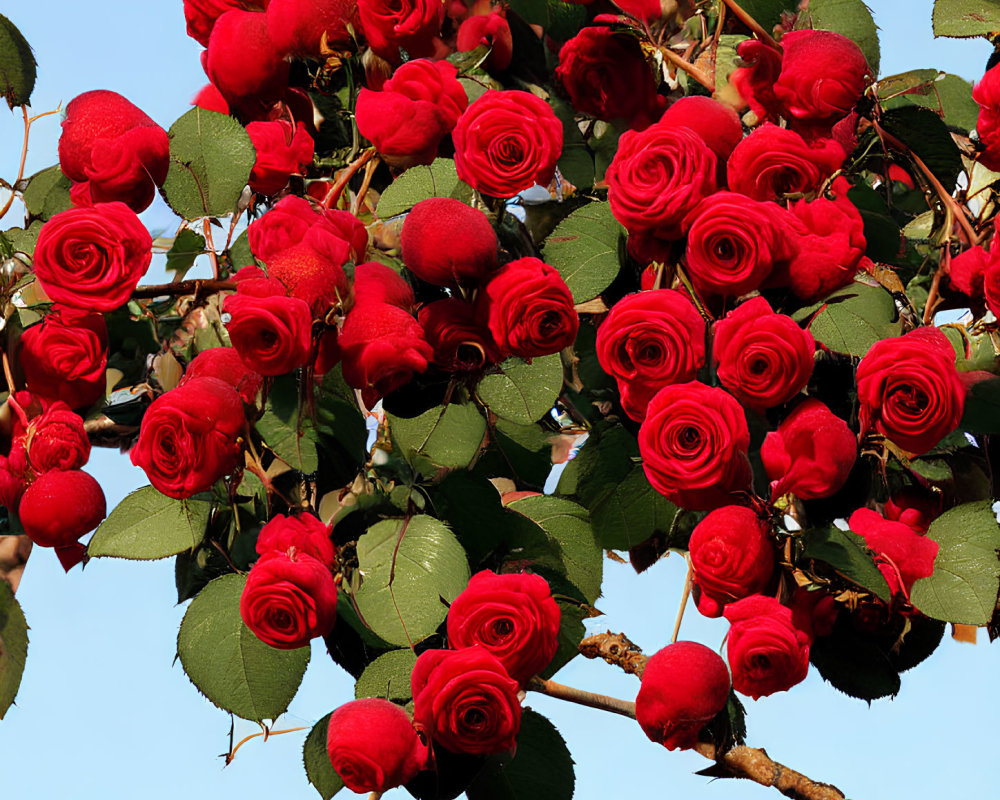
left=526, top=677, right=637, bottom=719
left=131, top=279, right=237, bottom=299
left=719, top=0, right=780, bottom=50
left=656, top=46, right=715, bottom=92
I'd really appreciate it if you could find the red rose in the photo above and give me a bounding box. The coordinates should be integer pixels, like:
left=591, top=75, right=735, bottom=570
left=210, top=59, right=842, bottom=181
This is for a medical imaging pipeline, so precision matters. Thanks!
left=688, top=506, right=774, bottom=618
left=985, top=259, right=1000, bottom=319
left=555, top=27, right=666, bottom=131
left=761, top=399, right=857, bottom=501
left=357, top=0, right=443, bottom=61
left=19, top=470, right=106, bottom=548
left=0, top=454, right=26, bottom=512
left=731, top=39, right=783, bottom=122
left=638, top=382, right=752, bottom=511
left=401, top=197, right=497, bottom=287
left=256, top=242, right=350, bottom=317
left=184, top=0, right=268, bottom=47
left=32, top=203, right=151, bottom=312
left=606, top=122, right=716, bottom=238
left=452, top=90, right=563, bottom=199
left=240, top=550, right=338, bottom=649
left=848, top=508, right=938, bottom=597
left=180, top=347, right=263, bottom=406
left=326, top=699, right=430, bottom=793
left=223, top=292, right=315, bottom=376
left=883, top=489, right=940, bottom=534
left=949, top=244, right=989, bottom=297
left=411, top=646, right=521, bottom=755
left=418, top=298, right=499, bottom=372
left=356, top=60, right=468, bottom=169
left=482, top=257, right=578, bottom=358
left=248, top=195, right=366, bottom=264
left=974, top=64, right=1000, bottom=170
left=130, top=377, right=246, bottom=499
left=58, top=90, right=169, bottom=212
left=446, top=570, right=561, bottom=685
left=457, top=12, right=513, bottom=72
left=20, top=309, right=108, bottom=410
left=204, top=10, right=289, bottom=116
left=246, top=120, right=314, bottom=196
left=856, top=327, right=965, bottom=455
left=17, top=401, right=90, bottom=474
left=255, top=512, right=336, bottom=567
left=713, top=296, right=815, bottom=412
left=724, top=595, right=811, bottom=699
left=266, top=0, right=358, bottom=57
left=354, top=262, right=416, bottom=309
left=635, top=642, right=731, bottom=751
left=595, top=289, right=706, bottom=422
left=683, top=193, right=794, bottom=297
left=192, top=83, right=231, bottom=114
left=658, top=96, right=743, bottom=163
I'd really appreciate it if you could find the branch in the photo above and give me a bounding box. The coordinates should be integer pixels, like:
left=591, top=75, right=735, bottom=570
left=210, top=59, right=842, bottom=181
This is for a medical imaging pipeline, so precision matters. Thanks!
left=719, top=0, right=780, bottom=51
left=131, top=279, right=237, bottom=300
left=578, top=630, right=648, bottom=676
left=527, top=676, right=637, bottom=719
left=656, top=46, right=715, bottom=91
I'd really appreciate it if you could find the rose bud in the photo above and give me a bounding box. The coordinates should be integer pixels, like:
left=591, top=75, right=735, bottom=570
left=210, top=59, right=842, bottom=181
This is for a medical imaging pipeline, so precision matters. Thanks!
left=240, top=549, right=338, bottom=649
left=724, top=595, right=811, bottom=699
left=326, top=699, right=430, bottom=793
left=446, top=570, right=561, bottom=685
left=257, top=242, right=350, bottom=318
left=457, top=12, right=513, bottom=72
left=17, top=401, right=91, bottom=474
left=948, top=244, right=989, bottom=298
left=883, top=489, right=940, bottom=534
left=555, top=27, right=666, bottom=131
left=856, top=327, right=965, bottom=456
left=452, top=90, right=563, bottom=199
left=974, top=63, right=1000, bottom=171
left=354, top=261, right=416, bottom=310
left=635, top=641, right=731, bottom=751
left=713, top=297, right=815, bottom=412
left=32, top=203, right=152, bottom=312
left=658, top=95, right=743, bottom=164
left=223, top=292, right=314, bottom=376
left=356, top=60, right=468, bottom=169
left=204, top=10, right=289, bottom=117
left=411, top=646, right=522, bottom=755
left=848, top=508, right=938, bottom=598
left=401, top=197, right=498, bottom=287
left=19, top=470, right=106, bottom=549
left=638, top=382, right=752, bottom=511
left=130, top=377, right=246, bottom=499
left=266, top=0, right=358, bottom=58
left=761, top=399, right=857, bottom=501
left=730, top=39, right=783, bottom=122
left=358, top=0, right=444, bottom=62
left=688, top=506, right=774, bottom=618
left=180, top=347, right=264, bottom=406
left=606, top=123, right=716, bottom=239
left=255, top=511, right=336, bottom=568
left=184, top=0, right=268, bottom=47
left=248, top=195, right=367, bottom=264
left=192, top=82, right=231, bottom=114
left=481, top=257, right=578, bottom=359
left=595, top=289, right=706, bottom=422
left=246, top=120, right=314, bottom=196
left=20, top=309, right=108, bottom=411
left=419, top=298, right=499, bottom=372
left=58, top=90, right=169, bottom=212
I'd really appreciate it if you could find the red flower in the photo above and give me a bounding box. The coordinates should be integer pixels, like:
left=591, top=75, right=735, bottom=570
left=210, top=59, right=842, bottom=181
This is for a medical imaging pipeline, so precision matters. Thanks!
left=246, top=120, right=314, bottom=196
left=848, top=508, right=938, bottom=597
left=457, top=12, right=513, bottom=72
left=658, top=95, right=743, bottom=163
left=19, top=470, right=106, bottom=548
left=183, top=0, right=267, bottom=47
left=266, top=0, right=358, bottom=57
left=255, top=512, right=336, bottom=567
left=248, top=195, right=366, bottom=264
left=724, top=595, right=811, bottom=699
left=16, top=401, right=90, bottom=474
left=223, top=292, right=314, bottom=376
left=419, top=298, right=499, bottom=372
left=974, top=64, right=1000, bottom=171
left=357, top=0, right=443, bottom=61
left=354, top=261, right=416, bottom=309
left=180, top=347, right=263, bottom=406
left=20, top=310, right=108, bottom=411
left=400, top=197, right=497, bottom=287
left=203, top=10, right=289, bottom=116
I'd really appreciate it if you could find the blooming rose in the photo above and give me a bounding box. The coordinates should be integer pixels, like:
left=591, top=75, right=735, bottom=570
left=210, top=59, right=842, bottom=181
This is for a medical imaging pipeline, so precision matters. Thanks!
left=658, top=96, right=743, bottom=164
left=183, top=0, right=268, bottom=47
left=713, top=297, right=815, bottom=411
left=635, top=642, right=731, bottom=751
left=17, top=401, right=90, bottom=474
left=130, top=377, right=246, bottom=499
left=452, top=90, right=563, bottom=198
left=19, top=470, right=106, bottom=548
left=400, top=197, right=497, bottom=287
left=357, top=0, right=443, bottom=61
left=856, top=327, right=965, bottom=455
left=411, top=646, right=522, bottom=755
left=595, top=289, right=706, bottom=422
left=240, top=549, right=338, bottom=648
left=456, top=12, right=513, bottom=72
left=418, top=298, right=499, bottom=372
left=256, top=512, right=336, bottom=567
left=638, top=382, right=752, bottom=510
left=688, top=506, right=774, bottom=618
left=249, top=243, right=350, bottom=317
left=204, top=10, right=289, bottom=116
left=246, top=120, right=314, bottom=196
left=356, top=60, right=468, bottom=169
left=248, top=195, right=367, bottom=264
left=724, top=595, right=811, bottom=699
left=223, top=292, right=314, bottom=376
left=761, top=399, right=857, bottom=500
left=180, top=347, right=263, bottom=405
left=730, top=39, right=783, bottom=122
left=266, top=0, right=358, bottom=57
left=447, top=570, right=561, bottom=684
left=482, top=257, right=578, bottom=358
left=32, top=203, right=152, bottom=311
left=974, top=63, right=1000, bottom=171
left=326, top=699, right=429, bottom=793
left=848, top=508, right=938, bottom=597
left=354, top=261, right=416, bottom=309
left=20, top=310, right=108, bottom=410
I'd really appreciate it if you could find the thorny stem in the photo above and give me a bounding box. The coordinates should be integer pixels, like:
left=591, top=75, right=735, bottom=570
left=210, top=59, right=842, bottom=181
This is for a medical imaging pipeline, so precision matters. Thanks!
left=720, top=0, right=781, bottom=50
left=131, top=279, right=237, bottom=299
left=224, top=725, right=307, bottom=765
left=321, top=148, right=377, bottom=210
left=923, top=246, right=950, bottom=325
left=351, top=154, right=381, bottom=216
left=202, top=218, right=220, bottom=280
left=656, top=45, right=714, bottom=91
left=0, top=106, right=62, bottom=224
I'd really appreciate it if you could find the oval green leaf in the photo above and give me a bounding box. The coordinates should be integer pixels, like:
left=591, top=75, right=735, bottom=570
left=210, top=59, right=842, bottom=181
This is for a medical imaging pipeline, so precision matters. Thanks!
left=478, top=354, right=564, bottom=425
left=376, top=157, right=473, bottom=219
left=0, top=14, right=36, bottom=109
left=0, top=580, right=28, bottom=720
left=303, top=712, right=344, bottom=799
left=354, top=648, right=418, bottom=702
left=542, top=201, right=622, bottom=303
left=388, top=402, right=487, bottom=470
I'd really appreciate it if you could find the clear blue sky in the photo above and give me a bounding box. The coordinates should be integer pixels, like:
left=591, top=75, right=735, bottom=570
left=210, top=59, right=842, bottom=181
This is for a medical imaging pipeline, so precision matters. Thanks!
left=0, top=2, right=997, bottom=799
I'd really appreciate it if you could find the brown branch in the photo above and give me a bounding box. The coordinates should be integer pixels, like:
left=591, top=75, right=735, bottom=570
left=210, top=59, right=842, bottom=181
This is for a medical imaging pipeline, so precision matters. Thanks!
left=720, top=0, right=780, bottom=50
left=694, top=744, right=848, bottom=800
left=579, top=631, right=648, bottom=677
left=657, top=46, right=715, bottom=91
left=0, top=534, right=32, bottom=594
left=131, top=279, right=237, bottom=299
left=322, top=148, right=377, bottom=211
left=923, top=246, right=950, bottom=325
left=527, top=677, right=638, bottom=719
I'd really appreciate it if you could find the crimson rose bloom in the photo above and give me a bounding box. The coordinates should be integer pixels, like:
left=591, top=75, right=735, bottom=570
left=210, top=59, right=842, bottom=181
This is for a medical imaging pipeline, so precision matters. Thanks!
left=658, top=96, right=743, bottom=163
left=452, top=90, right=563, bottom=198
left=713, top=297, right=815, bottom=412
left=180, top=347, right=263, bottom=406
left=223, top=293, right=314, bottom=376
left=411, top=646, right=521, bottom=755
left=688, top=506, right=774, bottom=618
left=356, top=59, right=468, bottom=169
left=248, top=196, right=367, bottom=264
left=949, top=244, right=989, bottom=297
left=266, top=0, right=358, bottom=57
left=635, top=642, right=731, bottom=751
left=848, top=508, right=938, bottom=598
left=240, top=550, right=338, bottom=649
left=326, top=699, right=430, bottom=794
left=856, top=327, right=965, bottom=455
left=595, top=289, right=706, bottom=422
left=19, top=470, right=106, bottom=548
left=731, top=39, right=783, bottom=123
left=249, top=244, right=349, bottom=317
left=447, top=570, right=561, bottom=685
left=974, top=64, right=1000, bottom=171
left=638, top=382, right=752, bottom=510
left=357, top=0, right=443, bottom=61
left=418, top=298, right=499, bottom=372
left=20, top=310, right=108, bottom=410
left=33, top=203, right=152, bottom=312
left=724, top=595, right=811, bottom=699
left=246, top=120, right=314, bottom=196
left=256, top=512, right=336, bottom=567
left=401, top=197, right=497, bottom=287
left=184, top=0, right=267, bottom=47
left=457, top=12, right=513, bottom=72
left=204, top=10, right=289, bottom=116
left=761, top=399, right=857, bottom=501
left=130, top=377, right=246, bottom=499
left=17, top=401, right=90, bottom=474
left=984, top=259, right=1000, bottom=319
left=354, top=261, right=416, bottom=309
left=482, top=257, right=578, bottom=358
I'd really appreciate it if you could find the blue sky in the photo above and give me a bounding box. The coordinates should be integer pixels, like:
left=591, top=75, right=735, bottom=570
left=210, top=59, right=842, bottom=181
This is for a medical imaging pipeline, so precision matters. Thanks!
left=0, top=2, right=998, bottom=799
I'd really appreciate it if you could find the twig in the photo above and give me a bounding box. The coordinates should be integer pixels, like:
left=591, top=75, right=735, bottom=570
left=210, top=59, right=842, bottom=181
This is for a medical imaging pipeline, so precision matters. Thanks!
left=578, top=631, right=648, bottom=676
left=131, top=279, right=236, bottom=299
left=351, top=154, right=381, bottom=216
left=224, top=725, right=307, bottom=765
left=322, top=148, right=377, bottom=210
left=923, top=246, right=950, bottom=325
left=671, top=557, right=693, bottom=643
left=657, top=46, right=715, bottom=91
left=720, top=0, right=780, bottom=50
left=202, top=218, right=220, bottom=280
left=0, top=106, right=62, bottom=223
left=527, top=677, right=638, bottom=719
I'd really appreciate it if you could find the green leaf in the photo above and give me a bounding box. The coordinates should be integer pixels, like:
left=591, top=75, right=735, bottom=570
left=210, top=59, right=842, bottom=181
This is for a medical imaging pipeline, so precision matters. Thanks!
left=353, top=516, right=471, bottom=646
left=257, top=404, right=320, bottom=474
left=387, top=402, right=487, bottom=470
left=354, top=649, right=418, bottom=702
left=466, top=708, right=575, bottom=800
left=541, top=600, right=588, bottom=679
left=376, top=158, right=473, bottom=219
left=165, top=229, right=206, bottom=278
left=809, top=613, right=901, bottom=701
left=228, top=229, right=258, bottom=269
left=542, top=201, right=622, bottom=303
left=0, top=580, right=28, bottom=719
left=21, top=165, right=73, bottom=222
left=881, top=105, right=964, bottom=189
left=88, top=486, right=213, bottom=560
left=591, top=465, right=678, bottom=551
left=161, top=107, right=256, bottom=220
left=932, top=0, right=1000, bottom=37
left=549, top=97, right=595, bottom=192
left=0, top=14, right=36, bottom=109
left=908, top=458, right=953, bottom=482
left=176, top=573, right=310, bottom=722
left=884, top=73, right=980, bottom=133
left=478, top=354, right=564, bottom=425
left=303, top=713, right=344, bottom=799
left=0, top=220, right=42, bottom=256
left=506, top=0, right=586, bottom=35
left=795, top=0, right=880, bottom=74
left=910, top=500, right=1000, bottom=625
left=716, top=34, right=749, bottom=93
left=961, top=376, right=1000, bottom=434
left=799, top=525, right=892, bottom=601
left=803, top=281, right=902, bottom=358
left=733, top=0, right=797, bottom=29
